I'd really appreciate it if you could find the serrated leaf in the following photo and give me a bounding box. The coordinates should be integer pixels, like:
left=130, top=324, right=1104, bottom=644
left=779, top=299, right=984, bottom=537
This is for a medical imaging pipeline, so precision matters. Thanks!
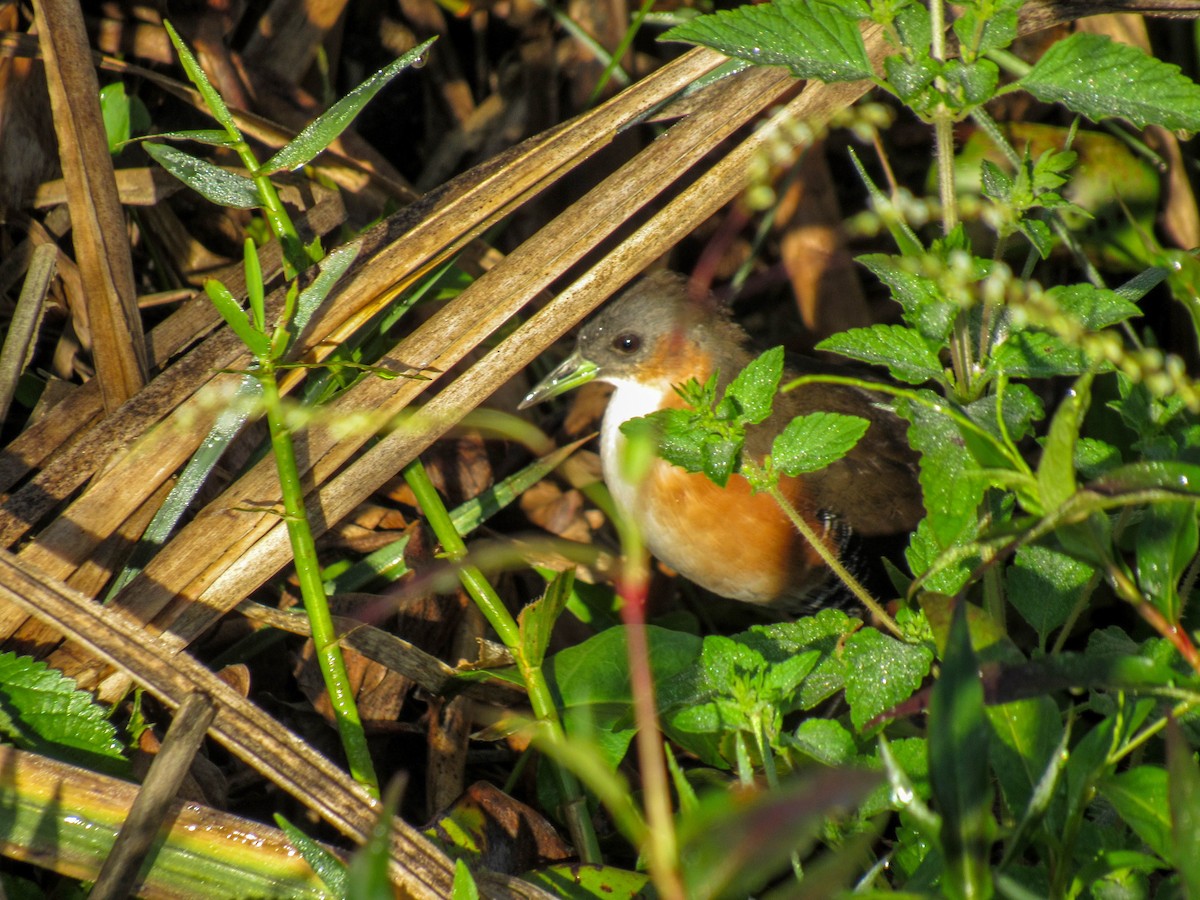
left=858, top=254, right=956, bottom=341
left=1022, top=32, right=1200, bottom=131
left=725, top=346, right=782, bottom=425
left=817, top=324, right=944, bottom=384
left=0, top=653, right=125, bottom=767
left=953, top=0, right=1020, bottom=58
left=263, top=39, right=436, bottom=174
left=991, top=331, right=1091, bottom=378
left=842, top=628, right=933, bottom=732
left=144, top=142, right=262, bottom=209
left=771, top=411, right=868, bottom=475
left=660, top=0, right=873, bottom=82
left=1047, top=283, right=1142, bottom=330
left=789, top=718, right=856, bottom=766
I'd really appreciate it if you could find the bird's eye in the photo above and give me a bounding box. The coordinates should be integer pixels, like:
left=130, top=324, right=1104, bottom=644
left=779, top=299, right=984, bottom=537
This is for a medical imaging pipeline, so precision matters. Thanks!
left=612, top=333, right=641, bottom=354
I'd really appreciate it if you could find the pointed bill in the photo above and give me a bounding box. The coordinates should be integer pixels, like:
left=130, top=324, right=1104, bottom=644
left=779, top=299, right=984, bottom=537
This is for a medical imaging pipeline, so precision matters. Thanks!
left=518, top=347, right=598, bottom=409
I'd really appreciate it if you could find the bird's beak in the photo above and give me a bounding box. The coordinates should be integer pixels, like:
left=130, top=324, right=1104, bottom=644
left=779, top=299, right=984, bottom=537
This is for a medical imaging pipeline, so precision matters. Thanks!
left=518, top=347, right=599, bottom=409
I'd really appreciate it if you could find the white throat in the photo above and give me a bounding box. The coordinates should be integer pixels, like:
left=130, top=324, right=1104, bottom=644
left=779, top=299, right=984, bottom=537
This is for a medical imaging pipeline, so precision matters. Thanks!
left=599, top=378, right=670, bottom=515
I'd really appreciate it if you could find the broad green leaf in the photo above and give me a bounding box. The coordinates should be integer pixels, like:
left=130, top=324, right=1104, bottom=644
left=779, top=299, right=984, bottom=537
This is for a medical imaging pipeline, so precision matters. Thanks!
left=1022, top=32, right=1200, bottom=131
left=842, top=627, right=934, bottom=732
left=1047, top=283, right=1142, bottom=330
left=1099, top=766, right=1172, bottom=862
left=204, top=279, right=271, bottom=358
left=987, top=696, right=1062, bottom=820
left=858, top=253, right=956, bottom=341
left=660, top=0, right=873, bottom=82
left=817, top=324, right=945, bottom=384
left=163, top=20, right=240, bottom=136
left=750, top=609, right=856, bottom=709
left=928, top=603, right=993, bottom=900
left=144, top=142, right=262, bottom=209
left=724, top=346, right=782, bottom=425
left=0, top=653, right=126, bottom=769
left=99, top=82, right=131, bottom=152
left=1134, top=500, right=1197, bottom=623
left=991, top=331, right=1092, bottom=378
left=1037, top=372, right=1092, bottom=513
left=896, top=391, right=984, bottom=550
left=1007, top=544, right=1095, bottom=646
left=770, top=411, right=869, bottom=475
left=1166, top=719, right=1200, bottom=896
left=262, top=39, right=436, bottom=174
left=1090, top=460, right=1200, bottom=497
left=789, top=717, right=856, bottom=766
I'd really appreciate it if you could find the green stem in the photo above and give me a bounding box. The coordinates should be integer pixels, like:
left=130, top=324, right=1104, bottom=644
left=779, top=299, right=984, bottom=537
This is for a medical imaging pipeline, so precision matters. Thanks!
left=763, top=481, right=903, bottom=639
left=401, top=460, right=602, bottom=863
left=260, top=368, right=379, bottom=796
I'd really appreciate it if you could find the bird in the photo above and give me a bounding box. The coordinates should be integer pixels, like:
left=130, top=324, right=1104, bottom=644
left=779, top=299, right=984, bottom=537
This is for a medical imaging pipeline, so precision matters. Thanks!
left=520, top=271, right=923, bottom=610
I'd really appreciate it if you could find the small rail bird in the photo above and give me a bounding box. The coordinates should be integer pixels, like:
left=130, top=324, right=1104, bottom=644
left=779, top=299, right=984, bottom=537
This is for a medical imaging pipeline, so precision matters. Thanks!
left=520, top=271, right=923, bottom=609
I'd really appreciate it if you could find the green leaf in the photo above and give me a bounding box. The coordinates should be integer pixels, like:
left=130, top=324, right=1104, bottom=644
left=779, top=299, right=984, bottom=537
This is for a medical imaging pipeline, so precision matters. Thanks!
left=1021, top=32, right=1200, bottom=131
left=987, top=696, right=1063, bottom=820
left=1007, top=545, right=1095, bottom=646
left=204, top=279, right=271, bottom=359
left=677, top=770, right=879, bottom=899
left=952, top=0, right=1020, bottom=59
left=771, top=411, right=869, bottom=476
left=451, top=859, right=480, bottom=900
left=262, top=39, right=436, bottom=174
left=928, top=603, right=994, bottom=900
left=789, top=717, right=856, bottom=766
left=1099, top=766, right=1172, bottom=861
left=99, top=82, right=131, bottom=153
left=724, top=346, right=782, bottom=425
left=275, top=814, right=348, bottom=896
left=817, top=323, right=945, bottom=384
left=144, top=142, right=262, bottom=209
left=163, top=20, right=241, bottom=136
left=519, top=571, right=573, bottom=668
left=1037, top=372, right=1093, bottom=513
left=1166, top=719, right=1200, bottom=895
left=1134, top=500, right=1197, bottom=623
left=293, top=239, right=361, bottom=336
left=660, top=0, right=873, bottom=82
left=842, top=627, right=934, bottom=732
left=858, top=254, right=957, bottom=342
left=1047, top=283, right=1142, bottom=330
left=0, top=653, right=126, bottom=769
left=522, top=865, right=651, bottom=898
left=991, top=331, right=1092, bottom=378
